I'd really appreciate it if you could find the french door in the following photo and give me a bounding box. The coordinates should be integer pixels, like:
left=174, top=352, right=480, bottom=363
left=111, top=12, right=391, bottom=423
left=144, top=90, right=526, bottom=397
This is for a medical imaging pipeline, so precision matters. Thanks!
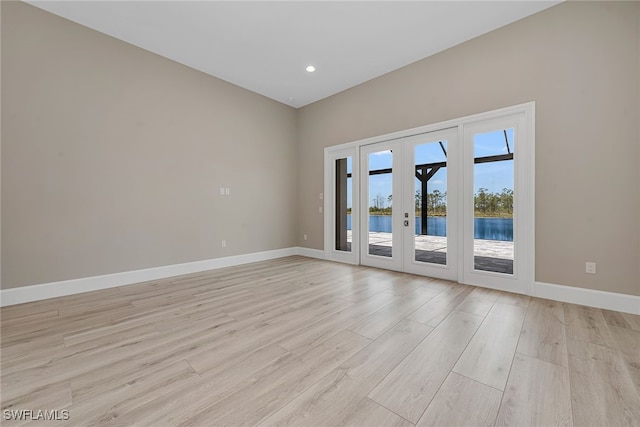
left=326, top=103, right=534, bottom=295
left=462, top=112, right=532, bottom=294
left=360, top=128, right=459, bottom=281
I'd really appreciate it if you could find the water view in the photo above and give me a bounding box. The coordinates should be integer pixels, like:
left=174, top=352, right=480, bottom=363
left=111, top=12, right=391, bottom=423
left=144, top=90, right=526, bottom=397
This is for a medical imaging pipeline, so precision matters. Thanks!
left=347, top=215, right=513, bottom=241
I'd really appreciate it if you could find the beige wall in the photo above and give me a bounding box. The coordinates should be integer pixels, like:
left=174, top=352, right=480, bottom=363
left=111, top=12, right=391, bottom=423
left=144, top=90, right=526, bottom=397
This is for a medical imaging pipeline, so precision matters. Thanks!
left=1, top=1, right=298, bottom=289
left=2, top=1, right=639, bottom=298
left=297, top=1, right=640, bottom=296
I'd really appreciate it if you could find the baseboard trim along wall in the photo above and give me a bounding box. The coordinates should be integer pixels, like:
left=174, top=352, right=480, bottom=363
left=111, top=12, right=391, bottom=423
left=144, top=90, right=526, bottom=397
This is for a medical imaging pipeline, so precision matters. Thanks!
left=533, top=281, right=640, bottom=315
left=0, top=247, right=299, bottom=307
left=2, top=250, right=638, bottom=315
left=296, top=247, right=326, bottom=259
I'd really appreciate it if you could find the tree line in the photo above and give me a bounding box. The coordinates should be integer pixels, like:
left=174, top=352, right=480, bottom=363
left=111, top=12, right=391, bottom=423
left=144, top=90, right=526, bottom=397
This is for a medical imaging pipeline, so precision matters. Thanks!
left=365, top=187, right=513, bottom=218
left=474, top=188, right=513, bottom=217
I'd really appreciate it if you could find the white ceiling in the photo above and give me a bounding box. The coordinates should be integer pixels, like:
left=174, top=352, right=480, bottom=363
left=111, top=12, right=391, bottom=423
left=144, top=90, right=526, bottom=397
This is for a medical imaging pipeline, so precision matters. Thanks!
left=27, top=1, right=561, bottom=108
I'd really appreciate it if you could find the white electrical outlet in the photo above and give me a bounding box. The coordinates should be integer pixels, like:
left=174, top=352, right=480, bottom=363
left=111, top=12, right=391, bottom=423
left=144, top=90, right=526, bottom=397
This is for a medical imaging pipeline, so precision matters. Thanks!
left=586, top=262, right=596, bottom=274
left=219, top=187, right=225, bottom=195
left=221, top=240, right=226, bottom=248
left=303, top=234, right=308, bottom=241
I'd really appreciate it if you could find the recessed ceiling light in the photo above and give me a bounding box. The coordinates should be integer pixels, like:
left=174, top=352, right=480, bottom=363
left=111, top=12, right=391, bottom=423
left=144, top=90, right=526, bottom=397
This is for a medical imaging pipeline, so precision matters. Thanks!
left=306, top=65, right=316, bottom=73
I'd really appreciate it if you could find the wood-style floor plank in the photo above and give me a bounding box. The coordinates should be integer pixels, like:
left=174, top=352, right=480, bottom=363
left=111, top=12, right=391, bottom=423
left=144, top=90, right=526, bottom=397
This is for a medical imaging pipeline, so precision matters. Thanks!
left=0, top=310, right=60, bottom=331
left=337, top=398, right=413, bottom=427
left=566, top=338, right=640, bottom=426
left=453, top=302, right=526, bottom=390
left=339, top=319, right=433, bottom=389
left=563, top=303, right=617, bottom=348
left=1, top=382, right=72, bottom=422
left=368, top=310, right=484, bottom=423
left=608, top=325, right=640, bottom=394
left=417, top=372, right=502, bottom=427
left=65, top=361, right=201, bottom=426
left=603, top=309, right=640, bottom=332
left=258, top=368, right=369, bottom=426
left=98, top=345, right=290, bottom=426
left=495, top=353, right=573, bottom=427
left=496, top=291, right=530, bottom=309
left=185, top=297, right=353, bottom=375
left=407, top=284, right=473, bottom=327
left=347, top=286, right=439, bottom=340
left=1, top=302, right=60, bottom=321
left=454, top=287, right=500, bottom=317
left=516, top=298, right=568, bottom=367
left=174, top=330, right=371, bottom=426
left=1, top=256, right=638, bottom=426
left=276, top=291, right=399, bottom=356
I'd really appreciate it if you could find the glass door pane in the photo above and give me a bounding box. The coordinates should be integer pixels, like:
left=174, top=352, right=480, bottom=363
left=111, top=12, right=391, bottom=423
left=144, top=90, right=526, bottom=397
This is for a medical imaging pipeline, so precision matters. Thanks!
left=472, top=128, right=515, bottom=274
left=402, top=128, right=458, bottom=281
left=334, top=157, right=352, bottom=252
left=368, top=149, right=393, bottom=257
left=414, top=140, right=448, bottom=265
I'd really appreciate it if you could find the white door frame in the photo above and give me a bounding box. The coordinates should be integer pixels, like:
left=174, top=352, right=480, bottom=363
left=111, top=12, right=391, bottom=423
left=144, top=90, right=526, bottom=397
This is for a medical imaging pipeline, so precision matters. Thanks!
left=359, top=139, right=404, bottom=272
left=324, top=146, right=359, bottom=265
left=461, top=111, right=534, bottom=295
left=401, top=128, right=459, bottom=281
left=324, top=102, right=535, bottom=295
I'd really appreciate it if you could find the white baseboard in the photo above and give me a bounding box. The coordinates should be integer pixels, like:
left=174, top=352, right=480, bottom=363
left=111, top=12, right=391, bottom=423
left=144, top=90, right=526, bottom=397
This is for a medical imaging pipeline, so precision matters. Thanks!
left=0, top=247, right=299, bottom=307
left=534, top=281, right=640, bottom=315
left=2, top=250, right=637, bottom=316
left=296, top=247, right=326, bottom=260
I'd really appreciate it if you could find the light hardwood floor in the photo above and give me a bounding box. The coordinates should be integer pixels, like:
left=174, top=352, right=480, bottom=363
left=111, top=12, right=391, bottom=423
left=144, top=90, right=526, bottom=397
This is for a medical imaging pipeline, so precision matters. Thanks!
left=1, top=256, right=639, bottom=426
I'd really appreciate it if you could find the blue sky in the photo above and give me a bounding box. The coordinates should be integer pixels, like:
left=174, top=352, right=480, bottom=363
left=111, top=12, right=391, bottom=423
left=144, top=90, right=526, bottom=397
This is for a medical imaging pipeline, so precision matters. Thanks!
left=473, top=128, right=514, bottom=196
left=346, top=128, right=514, bottom=209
